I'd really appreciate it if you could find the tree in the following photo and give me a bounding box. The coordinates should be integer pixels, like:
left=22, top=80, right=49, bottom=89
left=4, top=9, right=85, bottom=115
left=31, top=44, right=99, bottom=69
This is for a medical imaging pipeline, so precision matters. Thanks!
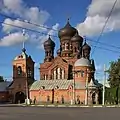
left=0, top=76, right=4, bottom=82
left=107, top=58, right=120, bottom=104
left=108, top=58, right=120, bottom=87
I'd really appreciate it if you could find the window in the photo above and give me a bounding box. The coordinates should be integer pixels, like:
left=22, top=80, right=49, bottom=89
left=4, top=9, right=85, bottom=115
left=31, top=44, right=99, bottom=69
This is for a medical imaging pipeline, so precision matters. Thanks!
left=81, top=71, right=84, bottom=77
left=56, top=68, right=58, bottom=79
left=28, top=67, right=32, bottom=77
left=60, top=68, right=62, bottom=79
left=47, top=96, right=50, bottom=102
left=17, top=66, right=22, bottom=75
left=61, top=95, right=64, bottom=104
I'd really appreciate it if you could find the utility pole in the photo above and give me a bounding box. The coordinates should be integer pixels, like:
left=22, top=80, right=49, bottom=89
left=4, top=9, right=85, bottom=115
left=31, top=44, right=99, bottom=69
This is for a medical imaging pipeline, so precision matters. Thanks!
left=85, top=69, right=88, bottom=105
left=22, top=29, right=30, bottom=105
left=102, top=64, right=106, bottom=106
left=72, top=67, right=75, bottom=105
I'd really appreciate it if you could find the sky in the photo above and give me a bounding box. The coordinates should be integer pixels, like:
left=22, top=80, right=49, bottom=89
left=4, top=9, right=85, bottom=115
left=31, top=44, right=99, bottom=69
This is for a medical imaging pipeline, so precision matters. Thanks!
left=0, top=0, right=120, bottom=83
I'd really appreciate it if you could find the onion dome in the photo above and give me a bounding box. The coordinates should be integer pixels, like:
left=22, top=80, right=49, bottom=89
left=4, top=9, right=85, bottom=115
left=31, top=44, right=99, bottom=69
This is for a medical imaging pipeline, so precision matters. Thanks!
left=71, top=32, right=83, bottom=42
left=82, top=41, right=91, bottom=51
left=44, top=36, right=55, bottom=48
left=58, top=19, right=77, bottom=39
left=74, top=57, right=91, bottom=67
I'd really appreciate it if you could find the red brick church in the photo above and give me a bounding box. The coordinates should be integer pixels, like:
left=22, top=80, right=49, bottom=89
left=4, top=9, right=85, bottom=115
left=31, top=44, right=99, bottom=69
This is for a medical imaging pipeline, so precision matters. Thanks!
left=0, top=20, right=102, bottom=105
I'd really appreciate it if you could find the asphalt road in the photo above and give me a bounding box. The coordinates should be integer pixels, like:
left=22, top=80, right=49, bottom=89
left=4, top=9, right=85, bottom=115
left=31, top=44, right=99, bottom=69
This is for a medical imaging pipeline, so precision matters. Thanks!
left=0, top=106, right=120, bottom=120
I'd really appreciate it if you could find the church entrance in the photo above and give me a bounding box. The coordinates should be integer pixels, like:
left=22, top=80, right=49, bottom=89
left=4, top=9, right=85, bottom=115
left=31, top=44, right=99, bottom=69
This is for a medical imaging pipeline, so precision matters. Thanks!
left=15, top=92, right=25, bottom=104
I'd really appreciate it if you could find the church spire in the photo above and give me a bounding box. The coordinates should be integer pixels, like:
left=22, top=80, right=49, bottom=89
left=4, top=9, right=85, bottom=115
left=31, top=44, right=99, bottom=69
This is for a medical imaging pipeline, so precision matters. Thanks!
left=22, top=29, right=26, bottom=53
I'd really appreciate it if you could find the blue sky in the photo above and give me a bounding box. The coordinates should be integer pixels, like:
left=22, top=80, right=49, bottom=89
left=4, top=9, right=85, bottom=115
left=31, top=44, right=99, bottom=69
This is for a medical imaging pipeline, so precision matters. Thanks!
left=0, top=0, right=120, bottom=82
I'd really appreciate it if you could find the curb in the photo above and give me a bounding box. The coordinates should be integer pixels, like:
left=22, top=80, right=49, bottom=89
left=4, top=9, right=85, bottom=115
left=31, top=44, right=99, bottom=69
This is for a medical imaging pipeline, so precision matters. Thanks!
left=1, top=104, right=120, bottom=108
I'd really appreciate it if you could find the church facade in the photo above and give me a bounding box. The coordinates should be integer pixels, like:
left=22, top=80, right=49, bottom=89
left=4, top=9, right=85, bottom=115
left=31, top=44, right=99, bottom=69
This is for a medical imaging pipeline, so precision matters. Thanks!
left=1, top=20, right=102, bottom=105
left=30, top=20, right=102, bottom=105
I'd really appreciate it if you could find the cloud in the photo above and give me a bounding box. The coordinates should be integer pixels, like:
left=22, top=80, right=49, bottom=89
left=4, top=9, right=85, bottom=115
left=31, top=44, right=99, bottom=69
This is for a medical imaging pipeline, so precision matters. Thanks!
left=2, top=18, right=47, bottom=33
left=38, top=23, right=59, bottom=49
left=0, top=0, right=59, bottom=48
left=1, top=0, right=50, bottom=33
left=76, top=0, right=120, bottom=36
left=0, top=32, right=29, bottom=46
left=1, top=0, right=50, bottom=25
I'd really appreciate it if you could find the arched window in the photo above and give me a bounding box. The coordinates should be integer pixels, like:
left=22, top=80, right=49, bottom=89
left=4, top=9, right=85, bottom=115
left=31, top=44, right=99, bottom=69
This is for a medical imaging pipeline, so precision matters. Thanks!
left=56, top=68, right=58, bottom=79
left=61, top=95, right=64, bottom=104
left=47, top=95, right=50, bottom=102
left=81, top=71, right=84, bottom=77
left=60, top=68, right=62, bottom=79
left=17, top=66, right=22, bottom=75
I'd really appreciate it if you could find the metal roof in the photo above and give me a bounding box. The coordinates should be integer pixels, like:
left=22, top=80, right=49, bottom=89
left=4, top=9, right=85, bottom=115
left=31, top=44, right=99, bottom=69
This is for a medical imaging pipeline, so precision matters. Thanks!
left=0, top=81, right=11, bottom=92
left=30, top=79, right=86, bottom=90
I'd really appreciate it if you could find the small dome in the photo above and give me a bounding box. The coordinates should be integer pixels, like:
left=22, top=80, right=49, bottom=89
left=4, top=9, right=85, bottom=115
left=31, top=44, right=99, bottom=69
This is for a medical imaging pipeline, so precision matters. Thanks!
left=71, top=32, right=83, bottom=42
left=58, top=20, right=77, bottom=39
left=44, top=36, right=55, bottom=47
left=74, top=57, right=91, bottom=67
left=82, top=41, right=91, bottom=50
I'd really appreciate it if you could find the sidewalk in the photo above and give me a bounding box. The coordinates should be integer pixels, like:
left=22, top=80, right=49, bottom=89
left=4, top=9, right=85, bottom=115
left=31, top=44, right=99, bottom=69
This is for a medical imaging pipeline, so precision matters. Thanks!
left=0, top=103, right=120, bottom=108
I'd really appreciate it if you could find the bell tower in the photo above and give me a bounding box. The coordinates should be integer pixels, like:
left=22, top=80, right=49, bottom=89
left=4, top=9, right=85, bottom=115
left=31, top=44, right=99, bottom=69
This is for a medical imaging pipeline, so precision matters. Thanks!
left=9, top=30, right=35, bottom=104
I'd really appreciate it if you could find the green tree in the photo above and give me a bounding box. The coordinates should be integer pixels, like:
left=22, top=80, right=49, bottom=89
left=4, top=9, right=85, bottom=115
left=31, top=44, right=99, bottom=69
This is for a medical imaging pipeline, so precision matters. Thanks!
left=107, top=58, right=120, bottom=104
left=0, top=76, right=4, bottom=82
left=108, top=58, right=120, bottom=87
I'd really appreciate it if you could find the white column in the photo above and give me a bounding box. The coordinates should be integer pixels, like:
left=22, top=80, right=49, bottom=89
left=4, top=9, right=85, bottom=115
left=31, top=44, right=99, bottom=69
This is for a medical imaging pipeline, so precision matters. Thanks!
left=45, top=75, right=46, bottom=80
left=58, top=68, right=60, bottom=79
left=62, top=69, right=64, bottom=79
left=54, top=70, right=56, bottom=80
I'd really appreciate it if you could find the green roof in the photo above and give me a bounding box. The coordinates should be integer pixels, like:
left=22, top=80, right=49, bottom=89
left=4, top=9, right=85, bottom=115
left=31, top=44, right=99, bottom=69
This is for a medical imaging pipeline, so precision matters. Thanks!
left=30, top=79, right=86, bottom=90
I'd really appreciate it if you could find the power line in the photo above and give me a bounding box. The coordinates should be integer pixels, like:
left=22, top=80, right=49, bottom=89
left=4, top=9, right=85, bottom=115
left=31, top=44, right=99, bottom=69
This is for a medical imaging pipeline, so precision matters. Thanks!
left=0, top=12, right=58, bottom=32
left=1, top=10, right=120, bottom=51
left=0, top=21, right=58, bottom=38
left=91, top=0, right=118, bottom=56
left=91, top=45, right=120, bottom=54
left=1, top=21, right=120, bottom=54
left=86, top=37, right=120, bottom=50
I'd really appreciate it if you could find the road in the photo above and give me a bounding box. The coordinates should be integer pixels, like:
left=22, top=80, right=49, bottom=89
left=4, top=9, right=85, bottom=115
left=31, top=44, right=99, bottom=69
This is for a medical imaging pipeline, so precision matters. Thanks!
left=0, top=106, right=120, bottom=120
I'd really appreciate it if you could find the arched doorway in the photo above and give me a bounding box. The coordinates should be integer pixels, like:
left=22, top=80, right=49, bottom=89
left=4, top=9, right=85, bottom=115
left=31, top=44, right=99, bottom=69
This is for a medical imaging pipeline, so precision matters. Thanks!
left=92, top=92, right=96, bottom=104
left=15, top=92, right=25, bottom=104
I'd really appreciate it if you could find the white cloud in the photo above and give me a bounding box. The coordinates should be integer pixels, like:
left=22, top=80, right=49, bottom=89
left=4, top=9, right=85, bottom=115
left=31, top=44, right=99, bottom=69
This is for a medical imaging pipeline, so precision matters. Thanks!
left=0, top=0, right=59, bottom=48
left=38, top=23, right=59, bottom=49
left=76, top=0, right=120, bottom=36
left=1, top=0, right=50, bottom=33
left=1, top=0, right=50, bottom=25
left=0, top=32, right=29, bottom=46
left=2, top=18, right=47, bottom=33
